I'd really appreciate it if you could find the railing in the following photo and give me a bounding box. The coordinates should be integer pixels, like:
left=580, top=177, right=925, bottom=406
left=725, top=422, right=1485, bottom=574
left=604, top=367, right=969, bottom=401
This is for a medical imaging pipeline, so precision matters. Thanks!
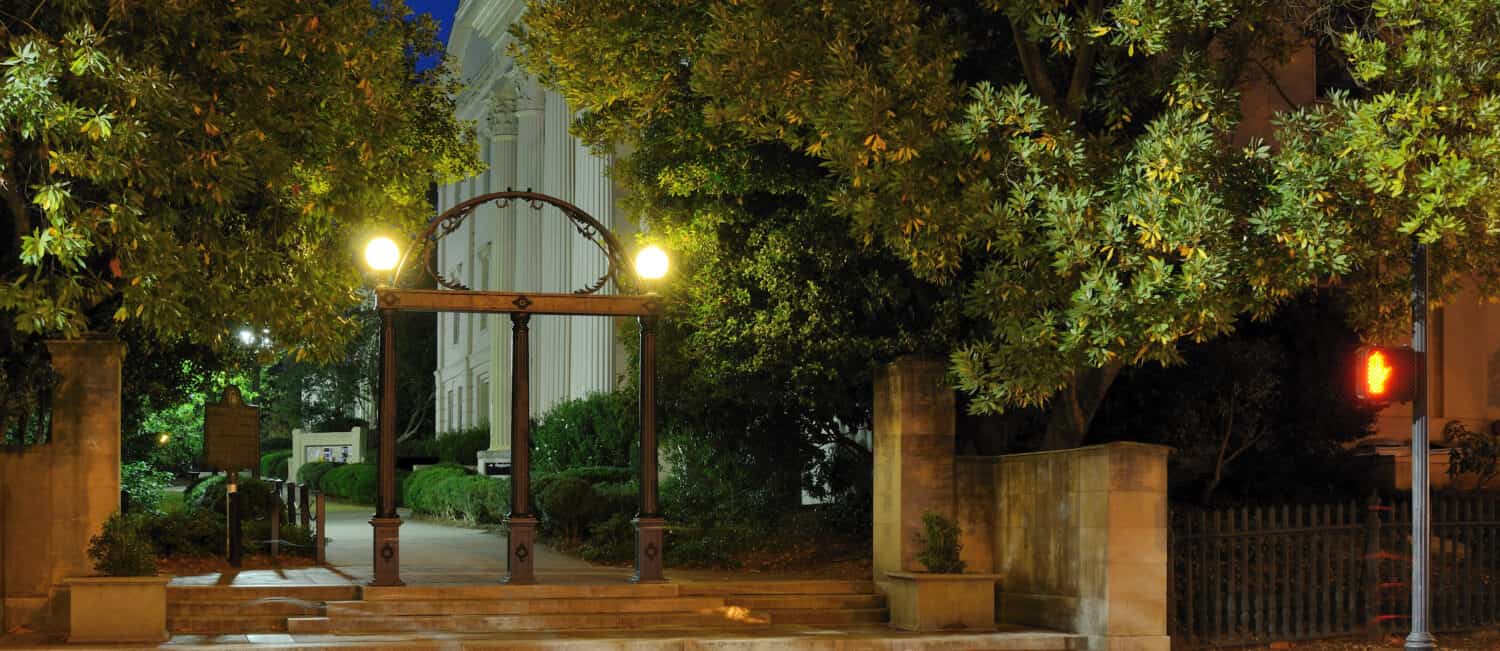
left=1169, top=494, right=1500, bottom=648
left=264, top=479, right=327, bottom=563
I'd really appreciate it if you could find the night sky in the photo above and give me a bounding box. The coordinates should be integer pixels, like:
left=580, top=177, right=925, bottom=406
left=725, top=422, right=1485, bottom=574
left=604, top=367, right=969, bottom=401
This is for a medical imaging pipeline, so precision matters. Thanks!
left=408, top=0, right=460, bottom=71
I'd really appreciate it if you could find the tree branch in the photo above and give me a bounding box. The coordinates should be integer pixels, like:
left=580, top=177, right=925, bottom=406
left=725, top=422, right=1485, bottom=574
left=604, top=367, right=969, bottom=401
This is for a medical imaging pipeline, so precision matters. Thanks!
left=0, top=156, right=31, bottom=254
left=1009, top=15, right=1059, bottom=109
left=1063, top=0, right=1104, bottom=122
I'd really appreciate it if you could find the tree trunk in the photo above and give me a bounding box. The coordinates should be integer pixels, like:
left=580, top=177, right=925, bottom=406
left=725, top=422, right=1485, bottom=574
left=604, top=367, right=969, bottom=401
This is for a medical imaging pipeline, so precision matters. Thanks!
left=1041, top=359, right=1125, bottom=450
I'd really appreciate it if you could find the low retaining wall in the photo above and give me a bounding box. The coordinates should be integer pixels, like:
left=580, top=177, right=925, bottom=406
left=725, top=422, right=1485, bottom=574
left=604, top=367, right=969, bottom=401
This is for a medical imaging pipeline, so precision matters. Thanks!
left=873, top=355, right=1170, bottom=651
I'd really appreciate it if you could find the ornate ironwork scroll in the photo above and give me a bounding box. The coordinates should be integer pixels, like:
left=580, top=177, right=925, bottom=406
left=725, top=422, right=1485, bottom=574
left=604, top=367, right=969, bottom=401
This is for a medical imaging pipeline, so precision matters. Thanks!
left=392, top=190, right=631, bottom=295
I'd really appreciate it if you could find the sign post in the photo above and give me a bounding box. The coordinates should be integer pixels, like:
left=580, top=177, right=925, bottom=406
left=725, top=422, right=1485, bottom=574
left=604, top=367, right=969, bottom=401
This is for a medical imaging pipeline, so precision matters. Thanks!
left=205, top=386, right=260, bottom=568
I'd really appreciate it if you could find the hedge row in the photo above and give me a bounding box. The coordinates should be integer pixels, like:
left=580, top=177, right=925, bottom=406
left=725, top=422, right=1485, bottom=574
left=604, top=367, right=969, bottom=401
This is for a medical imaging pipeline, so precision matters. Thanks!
left=403, top=464, right=509, bottom=524
left=260, top=450, right=291, bottom=480
left=398, top=427, right=489, bottom=464
left=319, top=463, right=409, bottom=506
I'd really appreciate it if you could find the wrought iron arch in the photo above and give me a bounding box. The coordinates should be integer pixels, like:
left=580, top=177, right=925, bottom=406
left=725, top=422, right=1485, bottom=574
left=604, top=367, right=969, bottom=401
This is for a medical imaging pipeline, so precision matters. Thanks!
left=394, top=189, right=631, bottom=294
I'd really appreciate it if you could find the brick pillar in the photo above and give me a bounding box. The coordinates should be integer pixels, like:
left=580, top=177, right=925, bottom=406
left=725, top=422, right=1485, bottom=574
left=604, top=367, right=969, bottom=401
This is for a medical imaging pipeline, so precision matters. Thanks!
left=873, top=356, right=956, bottom=584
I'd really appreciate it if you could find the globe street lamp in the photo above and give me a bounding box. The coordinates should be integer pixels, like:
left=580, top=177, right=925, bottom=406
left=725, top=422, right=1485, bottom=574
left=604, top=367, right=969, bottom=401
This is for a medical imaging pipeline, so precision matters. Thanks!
left=365, top=236, right=401, bottom=274
left=634, top=244, right=669, bottom=282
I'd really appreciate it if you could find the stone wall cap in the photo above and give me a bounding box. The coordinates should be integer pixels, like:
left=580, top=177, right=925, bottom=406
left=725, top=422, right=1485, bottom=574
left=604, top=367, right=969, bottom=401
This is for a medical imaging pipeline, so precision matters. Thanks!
left=886, top=571, right=1003, bottom=581
left=65, top=575, right=171, bottom=585
left=997, top=441, right=1172, bottom=461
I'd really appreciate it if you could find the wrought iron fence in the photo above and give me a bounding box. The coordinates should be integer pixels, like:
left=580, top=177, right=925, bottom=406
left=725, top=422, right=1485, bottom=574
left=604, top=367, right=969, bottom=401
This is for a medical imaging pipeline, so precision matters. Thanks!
left=1168, top=494, right=1500, bottom=648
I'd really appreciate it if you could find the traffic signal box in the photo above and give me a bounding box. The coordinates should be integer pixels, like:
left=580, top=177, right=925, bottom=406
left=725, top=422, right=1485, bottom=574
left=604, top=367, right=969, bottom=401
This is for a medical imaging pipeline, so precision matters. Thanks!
left=1354, top=345, right=1416, bottom=404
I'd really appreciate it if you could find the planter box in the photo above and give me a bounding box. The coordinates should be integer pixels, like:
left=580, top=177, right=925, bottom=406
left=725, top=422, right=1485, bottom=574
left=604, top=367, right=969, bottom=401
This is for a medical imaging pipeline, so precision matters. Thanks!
left=65, top=576, right=171, bottom=643
left=886, top=571, right=1001, bottom=631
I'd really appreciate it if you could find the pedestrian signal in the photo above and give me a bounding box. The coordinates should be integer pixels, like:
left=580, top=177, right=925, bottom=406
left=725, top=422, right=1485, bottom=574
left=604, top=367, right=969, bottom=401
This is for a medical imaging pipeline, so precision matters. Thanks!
left=1354, top=345, right=1414, bottom=404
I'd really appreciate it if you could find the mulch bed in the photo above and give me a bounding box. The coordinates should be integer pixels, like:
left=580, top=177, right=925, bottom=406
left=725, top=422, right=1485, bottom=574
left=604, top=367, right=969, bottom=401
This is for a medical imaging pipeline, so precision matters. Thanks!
left=158, top=553, right=319, bottom=576
left=1234, top=631, right=1500, bottom=650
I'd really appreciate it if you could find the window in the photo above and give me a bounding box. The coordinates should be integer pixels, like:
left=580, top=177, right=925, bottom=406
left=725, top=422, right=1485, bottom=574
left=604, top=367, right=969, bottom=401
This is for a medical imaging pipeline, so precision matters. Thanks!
left=446, top=389, right=455, bottom=432
left=451, top=263, right=462, bottom=343
left=476, top=375, right=490, bottom=426
left=478, top=244, right=491, bottom=331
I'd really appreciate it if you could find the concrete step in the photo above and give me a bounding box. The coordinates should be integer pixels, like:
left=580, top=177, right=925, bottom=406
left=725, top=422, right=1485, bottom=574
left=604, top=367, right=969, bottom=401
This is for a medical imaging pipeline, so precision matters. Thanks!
left=324, top=609, right=772, bottom=633
left=167, top=585, right=359, bottom=602
left=724, top=593, right=886, bottom=610
left=361, top=582, right=680, bottom=601
left=286, top=616, right=333, bottom=634
left=679, top=580, right=876, bottom=596
left=326, top=595, right=728, bottom=616
left=766, top=607, right=889, bottom=625
left=166, top=614, right=295, bottom=633
left=161, top=629, right=1088, bottom=650
left=167, top=599, right=324, bottom=616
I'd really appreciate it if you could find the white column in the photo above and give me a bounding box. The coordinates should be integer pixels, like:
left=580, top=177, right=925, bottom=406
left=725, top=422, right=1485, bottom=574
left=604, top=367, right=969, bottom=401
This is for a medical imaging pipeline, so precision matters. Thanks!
left=487, top=105, right=518, bottom=454
left=571, top=145, right=617, bottom=396
left=514, top=79, right=546, bottom=418
left=540, top=90, right=575, bottom=413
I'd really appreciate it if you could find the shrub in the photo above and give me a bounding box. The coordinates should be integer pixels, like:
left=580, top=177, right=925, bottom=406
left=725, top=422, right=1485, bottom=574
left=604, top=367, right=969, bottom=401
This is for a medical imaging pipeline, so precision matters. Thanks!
left=594, top=480, right=638, bottom=516
left=319, top=463, right=407, bottom=505
left=558, top=466, right=634, bottom=485
left=404, top=464, right=472, bottom=515
left=260, top=450, right=292, bottom=480
left=190, top=475, right=281, bottom=521
left=580, top=512, right=635, bottom=563
left=121, top=460, right=174, bottom=513
left=913, top=511, right=964, bottom=574
left=88, top=512, right=157, bottom=576
left=433, top=426, right=489, bottom=464
left=261, top=436, right=292, bottom=453
left=537, top=476, right=605, bottom=541
left=297, top=460, right=343, bottom=490
left=1446, top=420, right=1500, bottom=491
left=533, top=390, right=636, bottom=474
left=148, top=507, right=223, bottom=557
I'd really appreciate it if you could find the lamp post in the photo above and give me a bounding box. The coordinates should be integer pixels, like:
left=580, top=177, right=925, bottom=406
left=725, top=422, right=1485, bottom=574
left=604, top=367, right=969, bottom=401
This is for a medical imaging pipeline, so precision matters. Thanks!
left=364, top=236, right=404, bottom=586
left=631, top=244, right=668, bottom=583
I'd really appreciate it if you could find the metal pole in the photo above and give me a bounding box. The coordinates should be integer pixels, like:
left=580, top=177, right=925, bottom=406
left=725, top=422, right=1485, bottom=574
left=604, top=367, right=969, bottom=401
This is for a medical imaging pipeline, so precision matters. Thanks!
left=1406, top=239, right=1435, bottom=650
left=369, top=306, right=403, bottom=586
left=632, top=314, right=665, bottom=583
left=505, top=312, right=537, bottom=584
left=227, top=472, right=242, bottom=568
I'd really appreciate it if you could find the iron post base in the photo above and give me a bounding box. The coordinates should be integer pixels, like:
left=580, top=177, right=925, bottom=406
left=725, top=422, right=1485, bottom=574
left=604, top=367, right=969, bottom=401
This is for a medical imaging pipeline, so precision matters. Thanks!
left=505, top=515, right=539, bottom=585
left=631, top=516, right=667, bottom=583
left=369, top=516, right=404, bottom=586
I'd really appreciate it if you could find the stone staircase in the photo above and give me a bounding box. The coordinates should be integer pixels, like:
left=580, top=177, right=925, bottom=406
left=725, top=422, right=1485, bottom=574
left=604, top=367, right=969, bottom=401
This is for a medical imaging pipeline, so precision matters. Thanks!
left=166, top=585, right=359, bottom=634
left=166, top=580, right=885, bottom=636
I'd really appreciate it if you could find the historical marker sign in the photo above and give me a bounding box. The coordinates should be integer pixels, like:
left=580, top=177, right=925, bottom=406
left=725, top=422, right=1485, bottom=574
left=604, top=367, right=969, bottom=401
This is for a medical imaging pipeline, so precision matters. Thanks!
left=204, top=386, right=260, bottom=472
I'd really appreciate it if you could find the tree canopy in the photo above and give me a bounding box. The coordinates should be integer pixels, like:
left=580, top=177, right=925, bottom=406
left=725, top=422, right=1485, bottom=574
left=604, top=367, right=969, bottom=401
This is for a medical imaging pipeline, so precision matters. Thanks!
left=518, top=0, right=1500, bottom=448
left=0, top=1, right=477, bottom=403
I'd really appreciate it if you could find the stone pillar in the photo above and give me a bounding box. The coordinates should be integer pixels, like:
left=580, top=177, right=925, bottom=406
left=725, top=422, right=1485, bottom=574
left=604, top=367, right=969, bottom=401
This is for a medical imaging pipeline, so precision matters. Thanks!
left=1, top=338, right=122, bottom=633
left=539, top=89, right=574, bottom=412
left=570, top=145, right=616, bottom=396
left=872, top=355, right=956, bottom=584
left=992, top=442, right=1171, bottom=651
left=483, top=102, right=518, bottom=469
left=513, top=79, right=545, bottom=417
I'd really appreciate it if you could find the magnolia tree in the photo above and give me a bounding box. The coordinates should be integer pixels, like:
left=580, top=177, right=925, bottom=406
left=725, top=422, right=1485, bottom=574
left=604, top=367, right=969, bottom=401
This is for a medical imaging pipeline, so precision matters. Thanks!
left=0, top=1, right=479, bottom=437
left=518, top=0, right=1500, bottom=449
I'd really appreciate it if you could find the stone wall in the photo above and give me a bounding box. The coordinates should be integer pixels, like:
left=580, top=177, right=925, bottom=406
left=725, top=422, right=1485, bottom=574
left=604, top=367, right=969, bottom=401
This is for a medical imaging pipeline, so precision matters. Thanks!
left=985, top=443, right=1170, bottom=651
left=0, top=339, right=123, bottom=634
left=873, top=355, right=1170, bottom=651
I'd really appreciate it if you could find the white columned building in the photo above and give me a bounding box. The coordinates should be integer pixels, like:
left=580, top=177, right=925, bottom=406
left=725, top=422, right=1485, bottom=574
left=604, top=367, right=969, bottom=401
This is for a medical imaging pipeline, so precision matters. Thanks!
left=436, top=0, right=630, bottom=473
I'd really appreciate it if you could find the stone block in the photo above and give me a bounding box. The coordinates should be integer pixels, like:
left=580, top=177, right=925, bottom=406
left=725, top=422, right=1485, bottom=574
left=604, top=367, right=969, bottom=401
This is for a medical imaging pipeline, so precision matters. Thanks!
left=1107, top=444, right=1170, bottom=492
left=886, top=572, right=1000, bottom=631
left=1098, top=635, right=1172, bottom=651
left=1107, top=492, right=1167, bottom=530
left=999, top=591, right=1081, bottom=632
left=1105, top=562, right=1166, bottom=636
left=1107, top=527, right=1166, bottom=565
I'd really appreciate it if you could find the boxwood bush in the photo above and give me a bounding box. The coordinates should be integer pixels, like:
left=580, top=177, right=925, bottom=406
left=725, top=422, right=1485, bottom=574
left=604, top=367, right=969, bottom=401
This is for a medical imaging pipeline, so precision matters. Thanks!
left=532, top=390, right=635, bottom=474
left=319, top=462, right=407, bottom=506
left=404, top=464, right=508, bottom=524
left=296, top=461, right=343, bottom=490
left=260, top=450, right=292, bottom=480
left=403, top=464, right=472, bottom=514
